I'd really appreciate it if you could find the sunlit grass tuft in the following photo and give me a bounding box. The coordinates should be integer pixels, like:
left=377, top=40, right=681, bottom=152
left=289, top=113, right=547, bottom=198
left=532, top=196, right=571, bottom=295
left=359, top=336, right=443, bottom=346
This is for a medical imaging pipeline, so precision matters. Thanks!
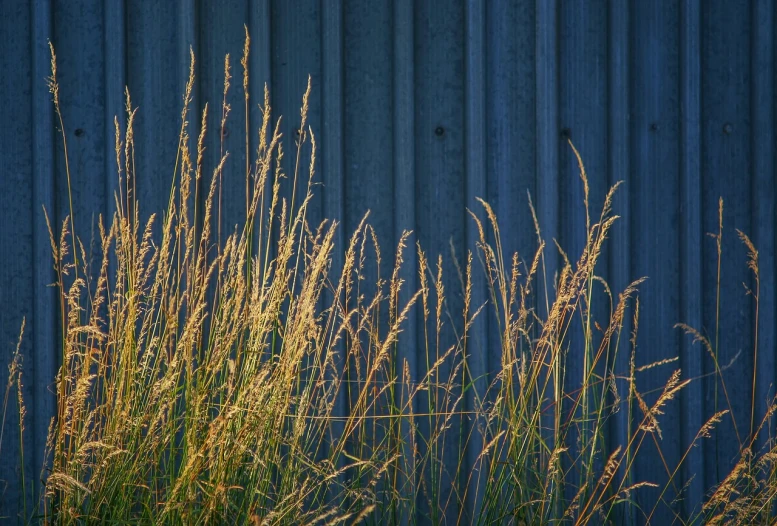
left=3, top=31, right=777, bottom=525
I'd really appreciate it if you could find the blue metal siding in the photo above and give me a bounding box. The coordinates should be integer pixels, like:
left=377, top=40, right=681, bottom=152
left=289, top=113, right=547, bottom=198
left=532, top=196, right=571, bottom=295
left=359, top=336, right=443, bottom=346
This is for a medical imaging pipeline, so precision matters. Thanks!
left=0, top=1, right=36, bottom=517
left=0, top=1, right=775, bottom=523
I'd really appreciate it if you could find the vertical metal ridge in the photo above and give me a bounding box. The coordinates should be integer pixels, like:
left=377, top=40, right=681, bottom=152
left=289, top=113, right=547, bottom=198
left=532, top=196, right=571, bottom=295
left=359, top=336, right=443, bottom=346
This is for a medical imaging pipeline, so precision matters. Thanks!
left=103, top=0, right=124, bottom=318
left=536, top=0, right=559, bottom=317
left=535, top=8, right=560, bottom=508
left=393, top=1, right=415, bottom=237
left=179, top=0, right=199, bottom=217
left=104, top=0, right=125, bottom=214
left=535, top=2, right=562, bottom=512
left=751, top=0, right=775, bottom=453
left=179, top=0, right=198, bottom=105
left=320, top=0, right=345, bottom=494
left=178, top=0, right=205, bottom=265
left=607, top=2, right=632, bottom=524
left=680, top=0, right=705, bottom=516
left=393, top=1, right=416, bottom=523
left=249, top=0, right=272, bottom=92
left=30, top=0, right=57, bottom=506
left=248, top=0, right=272, bottom=253
left=249, top=0, right=272, bottom=138
left=535, top=5, right=559, bottom=509
left=463, top=1, right=487, bottom=521
left=321, top=0, right=344, bottom=263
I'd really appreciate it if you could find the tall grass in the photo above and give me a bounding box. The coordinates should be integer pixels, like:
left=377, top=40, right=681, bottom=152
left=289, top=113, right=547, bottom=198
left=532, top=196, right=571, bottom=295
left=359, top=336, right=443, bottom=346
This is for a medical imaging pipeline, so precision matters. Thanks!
left=4, top=33, right=777, bottom=525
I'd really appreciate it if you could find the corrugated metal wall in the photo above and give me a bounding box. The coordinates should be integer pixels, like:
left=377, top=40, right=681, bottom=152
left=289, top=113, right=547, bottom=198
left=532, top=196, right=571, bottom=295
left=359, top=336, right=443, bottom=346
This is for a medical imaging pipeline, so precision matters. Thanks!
left=0, top=1, right=775, bottom=523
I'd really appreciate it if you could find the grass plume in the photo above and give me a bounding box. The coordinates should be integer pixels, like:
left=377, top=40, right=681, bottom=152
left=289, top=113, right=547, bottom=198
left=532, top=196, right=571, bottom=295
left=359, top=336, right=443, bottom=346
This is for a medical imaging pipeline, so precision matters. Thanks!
left=4, top=34, right=776, bottom=526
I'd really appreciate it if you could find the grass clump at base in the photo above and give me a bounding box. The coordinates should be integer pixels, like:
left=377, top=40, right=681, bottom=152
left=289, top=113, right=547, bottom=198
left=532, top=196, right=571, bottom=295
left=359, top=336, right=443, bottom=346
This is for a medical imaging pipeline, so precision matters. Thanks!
left=3, top=32, right=777, bottom=525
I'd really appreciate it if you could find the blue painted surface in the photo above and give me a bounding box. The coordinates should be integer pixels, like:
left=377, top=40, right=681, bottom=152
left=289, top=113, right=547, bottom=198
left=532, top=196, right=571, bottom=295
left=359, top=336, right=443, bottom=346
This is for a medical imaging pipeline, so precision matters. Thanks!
left=0, top=1, right=774, bottom=523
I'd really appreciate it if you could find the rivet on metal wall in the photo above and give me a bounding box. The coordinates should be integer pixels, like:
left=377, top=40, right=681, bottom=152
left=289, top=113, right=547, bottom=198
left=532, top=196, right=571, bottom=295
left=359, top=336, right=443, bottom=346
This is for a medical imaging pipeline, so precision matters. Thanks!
left=435, top=126, right=445, bottom=137
left=221, top=126, right=229, bottom=138
left=650, top=122, right=660, bottom=132
left=74, top=128, right=85, bottom=137
left=723, top=122, right=733, bottom=135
